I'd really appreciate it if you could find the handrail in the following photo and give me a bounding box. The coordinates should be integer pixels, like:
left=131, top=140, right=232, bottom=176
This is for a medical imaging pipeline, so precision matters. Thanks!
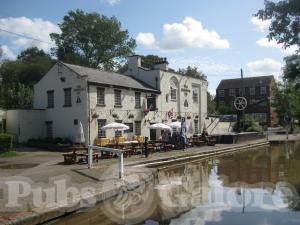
left=87, top=145, right=124, bottom=179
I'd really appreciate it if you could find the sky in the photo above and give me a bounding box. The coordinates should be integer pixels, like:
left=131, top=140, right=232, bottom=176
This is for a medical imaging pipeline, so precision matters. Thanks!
left=0, top=0, right=296, bottom=94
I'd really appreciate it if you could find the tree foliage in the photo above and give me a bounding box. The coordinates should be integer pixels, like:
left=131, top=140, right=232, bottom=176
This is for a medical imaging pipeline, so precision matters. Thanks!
left=178, top=66, right=206, bottom=80
left=283, top=54, right=300, bottom=87
left=50, top=9, right=136, bottom=71
left=0, top=47, right=53, bottom=86
left=272, top=81, right=300, bottom=125
left=207, top=92, right=216, bottom=115
left=256, top=0, right=300, bottom=51
left=0, top=83, right=33, bottom=109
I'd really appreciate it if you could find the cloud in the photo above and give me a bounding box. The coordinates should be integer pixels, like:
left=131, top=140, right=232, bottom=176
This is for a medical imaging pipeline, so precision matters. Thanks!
left=0, top=17, right=60, bottom=53
left=136, top=32, right=156, bottom=48
left=247, top=58, right=282, bottom=78
left=101, top=0, right=120, bottom=5
left=0, top=45, right=16, bottom=60
left=256, top=37, right=297, bottom=55
left=168, top=56, right=239, bottom=76
left=160, top=17, right=230, bottom=50
left=250, top=16, right=271, bottom=32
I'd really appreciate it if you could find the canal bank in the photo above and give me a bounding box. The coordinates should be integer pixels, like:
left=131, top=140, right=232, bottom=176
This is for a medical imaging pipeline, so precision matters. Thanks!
left=0, top=139, right=273, bottom=225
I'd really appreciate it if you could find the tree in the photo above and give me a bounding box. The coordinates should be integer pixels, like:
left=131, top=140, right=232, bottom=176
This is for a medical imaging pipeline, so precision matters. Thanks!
left=207, top=92, right=216, bottom=115
left=255, top=0, right=300, bottom=51
left=283, top=54, right=300, bottom=88
left=177, top=66, right=206, bottom=80
left=50, top=9, right=136, bottom=71
left=0, top=47, right=53, bottom=86
left=0, top=83, right=33, bottom=109
left=141, top=55, right=162, bottom=68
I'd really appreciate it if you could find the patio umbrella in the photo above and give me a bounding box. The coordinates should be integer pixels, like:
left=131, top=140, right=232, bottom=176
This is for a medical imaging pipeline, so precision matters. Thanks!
left=101, top=122, right=129, bottom=131
left=76, top=121, right=85, bottom=145
left=169, top=121, right=181, bottom=129
left=149, top=123, right=172, bottom=130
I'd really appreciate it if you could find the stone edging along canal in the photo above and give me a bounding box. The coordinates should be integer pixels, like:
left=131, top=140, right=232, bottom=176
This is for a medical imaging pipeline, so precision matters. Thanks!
left=4, top=140, right=269, bottom=225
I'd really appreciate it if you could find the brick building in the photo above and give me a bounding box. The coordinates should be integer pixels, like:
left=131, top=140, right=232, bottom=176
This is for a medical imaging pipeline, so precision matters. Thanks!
left=216, top=75, right=278, bottom=126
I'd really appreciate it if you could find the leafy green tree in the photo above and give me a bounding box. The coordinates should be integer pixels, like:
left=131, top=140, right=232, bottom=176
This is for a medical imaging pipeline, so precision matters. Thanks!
left=207, top=92, right=216, bottom=115
left=178, top=66, right=206, bottom=79
left=0, top=47, right=53, bottom=86
left=255, top=0, right=300, bottom=51
left=0, top=83, right=33, bottom=109
left=141, top=55, right=162, bottom=68
left=272, top=81, right=300, bottom=125
left=50, top=9, right=136, bottom=71
left=283, top=54, right=300, bottom=88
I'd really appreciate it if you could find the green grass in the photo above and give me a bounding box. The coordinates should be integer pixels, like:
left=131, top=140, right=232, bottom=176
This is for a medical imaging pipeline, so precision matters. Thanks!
left=0, top=151, right=18, bottom=157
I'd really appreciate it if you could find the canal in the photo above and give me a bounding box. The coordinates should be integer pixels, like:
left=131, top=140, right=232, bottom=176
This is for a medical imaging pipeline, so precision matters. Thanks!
left=53, top=142, right=300, bottom=225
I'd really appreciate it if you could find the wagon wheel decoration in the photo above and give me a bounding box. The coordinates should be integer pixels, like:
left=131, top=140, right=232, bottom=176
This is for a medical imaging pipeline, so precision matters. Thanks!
left=234, top=97, right=247, bottom=111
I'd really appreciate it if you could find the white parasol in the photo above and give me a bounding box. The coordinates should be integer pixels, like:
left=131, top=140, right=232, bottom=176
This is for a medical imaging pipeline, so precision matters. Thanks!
left=149, top=123, right=172, bottom=130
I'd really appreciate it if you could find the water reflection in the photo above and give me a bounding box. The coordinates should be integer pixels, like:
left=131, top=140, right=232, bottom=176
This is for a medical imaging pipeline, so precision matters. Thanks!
left=54, top=142, right=300, bottom=225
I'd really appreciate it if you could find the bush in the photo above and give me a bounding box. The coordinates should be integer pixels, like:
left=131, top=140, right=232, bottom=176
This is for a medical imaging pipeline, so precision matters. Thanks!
left=233, top=118, right=263, bottom=133
left=0, top=133, right=13, bottom=152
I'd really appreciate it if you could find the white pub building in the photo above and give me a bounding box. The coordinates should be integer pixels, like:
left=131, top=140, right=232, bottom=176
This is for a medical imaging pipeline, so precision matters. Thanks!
left=5, top=55, right=208, bottom=144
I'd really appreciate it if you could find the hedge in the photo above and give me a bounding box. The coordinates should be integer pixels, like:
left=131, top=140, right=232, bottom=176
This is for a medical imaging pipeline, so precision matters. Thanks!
left=0, top=133, right=13, bottom=152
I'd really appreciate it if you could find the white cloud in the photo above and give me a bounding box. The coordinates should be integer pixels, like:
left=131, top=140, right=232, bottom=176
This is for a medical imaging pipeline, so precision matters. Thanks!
left=136, top=32, right=156, bottom=48
left=247, top=58, right=282, bottom=78
left=101, top=0, right=120, bottom=5
left=250, top=16, right=271, bottom=32
left=256, top=37, right=297, bottom=55
left=160, top=17, right=230, bottom=50
left=168, top=56, right=239, bottom=76
left=0, top=45, right=16, bottom=60
left=0, top=17, right=60, bottom=52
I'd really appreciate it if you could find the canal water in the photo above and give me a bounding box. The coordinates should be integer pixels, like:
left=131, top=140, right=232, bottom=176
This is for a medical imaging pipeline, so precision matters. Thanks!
left=53, top=142, right=300, bottom=225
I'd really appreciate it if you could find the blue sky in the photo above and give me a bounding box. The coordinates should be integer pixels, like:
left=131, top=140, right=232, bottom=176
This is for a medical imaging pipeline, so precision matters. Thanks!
left=0, top=0, right=296, bottom=93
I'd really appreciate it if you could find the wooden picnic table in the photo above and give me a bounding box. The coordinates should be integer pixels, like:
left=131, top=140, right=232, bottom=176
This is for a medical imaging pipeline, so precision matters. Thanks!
left=62, top=150, right=99, bottom=164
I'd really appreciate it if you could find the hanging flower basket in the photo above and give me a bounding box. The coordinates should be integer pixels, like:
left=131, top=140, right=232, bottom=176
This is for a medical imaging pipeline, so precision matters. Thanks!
left=177, top=115, right=182, bottom=120
left=112, top=113, right=119, bottom=118
left=128, top=114, right=134, bottom=119
left=195, top=115, right=199, bottom=119
left=187, top=116, right=191, bottom=120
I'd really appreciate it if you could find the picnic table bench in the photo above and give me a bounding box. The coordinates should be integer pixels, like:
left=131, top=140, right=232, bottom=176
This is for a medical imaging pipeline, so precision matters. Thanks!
left=62, top=150, right=99, bottom=164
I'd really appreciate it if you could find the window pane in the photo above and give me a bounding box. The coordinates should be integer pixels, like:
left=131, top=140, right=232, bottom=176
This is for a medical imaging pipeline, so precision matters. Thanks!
left=194, top=120, right=198, bottom=133
left=192, top=89, right=198, bottom=103
left=170, top=87, right=177, bottom=101
left=114, top=90, right=122, bottom=106
left=64, top=88, right=72, bottom=106
left=47, top=90, right=54, bottom=108
left=250, top=87, right=255, bottom=95
left=97, top=88, right=105, bottom=105
left=219, top=89, right=225, bottom=97
left=97, top=119, right=106, bottom=137
left=260, top=86, right=266, bottom=95
left=135, top=92, right=141, bottom=108
left=135, top=121, right=141, bottom=135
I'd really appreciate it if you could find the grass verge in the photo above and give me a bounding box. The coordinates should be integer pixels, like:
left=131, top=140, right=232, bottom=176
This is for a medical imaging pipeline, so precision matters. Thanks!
left=0, top=151, right=18, bottom=157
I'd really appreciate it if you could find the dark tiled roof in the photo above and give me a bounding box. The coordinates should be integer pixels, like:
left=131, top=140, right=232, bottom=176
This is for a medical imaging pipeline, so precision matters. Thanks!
left=62, top=62, right=160, bottom=93
left=217, top=75, right=274, bottom=90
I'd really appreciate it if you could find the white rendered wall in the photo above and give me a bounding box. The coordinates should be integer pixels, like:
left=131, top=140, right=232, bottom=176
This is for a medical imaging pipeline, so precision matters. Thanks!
left=6, top=110, right=45, bottom=142
left=34, top=63, right=88, bottom=143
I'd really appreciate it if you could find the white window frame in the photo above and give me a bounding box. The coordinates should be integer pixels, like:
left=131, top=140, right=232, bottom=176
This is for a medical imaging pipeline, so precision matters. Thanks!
left=97, top=119, right=106, bottom=137
left=64, top=88, right=72, bottom=107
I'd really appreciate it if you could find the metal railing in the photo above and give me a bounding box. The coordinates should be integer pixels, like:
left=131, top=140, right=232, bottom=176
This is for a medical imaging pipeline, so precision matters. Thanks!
left=88, top=145, right=125, bottom=179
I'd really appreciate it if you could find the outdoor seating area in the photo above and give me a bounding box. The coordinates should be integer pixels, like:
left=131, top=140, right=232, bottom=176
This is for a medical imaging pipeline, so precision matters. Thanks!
left=62, top=121, right=217, bottom=164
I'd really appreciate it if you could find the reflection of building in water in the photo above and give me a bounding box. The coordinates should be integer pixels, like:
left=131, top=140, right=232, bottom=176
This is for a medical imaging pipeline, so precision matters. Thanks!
left=217, top=146, right=284, bottom=185
left=154, top=161, right=210, bottom=221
